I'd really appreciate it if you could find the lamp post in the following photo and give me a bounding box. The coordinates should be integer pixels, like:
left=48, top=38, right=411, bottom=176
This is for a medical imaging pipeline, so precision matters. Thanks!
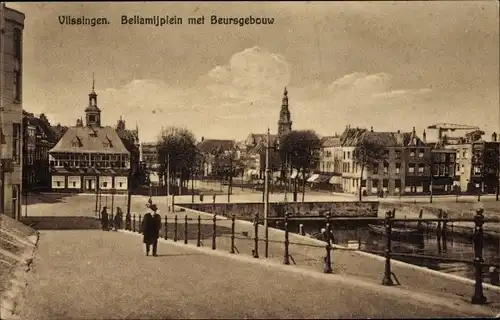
left=166, top=153, right=170, bottom=211
left=264, top=128, right=270, bottom=258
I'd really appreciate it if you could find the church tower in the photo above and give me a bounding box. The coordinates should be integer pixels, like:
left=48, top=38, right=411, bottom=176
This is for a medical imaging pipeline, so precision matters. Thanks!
left=85, top=73, right=101, bottom=127
left=277, top=87, right=292, bottom=137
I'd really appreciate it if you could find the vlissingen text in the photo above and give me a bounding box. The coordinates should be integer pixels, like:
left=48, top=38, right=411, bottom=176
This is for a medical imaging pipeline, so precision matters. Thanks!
left=58, top=16, right=109, bottom=26
left=121, top=15, right=275, bottom=27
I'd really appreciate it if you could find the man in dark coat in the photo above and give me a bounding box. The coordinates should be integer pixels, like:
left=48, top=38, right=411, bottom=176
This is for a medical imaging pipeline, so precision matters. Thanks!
left=141, top=203, right=162, bottom=256
left=101, top=207, right=109, bottom=231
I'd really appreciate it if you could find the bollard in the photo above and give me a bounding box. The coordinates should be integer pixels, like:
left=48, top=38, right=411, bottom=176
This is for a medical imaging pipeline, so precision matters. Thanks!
left=138, top=214, right=142, bottom=234
left=174, top=215, right=178, bottom=242
left=324, top=212, right=332, bottom=273
left=253, top=213, right=259, bottom=258
left=381, top=210, right=394, bottom=286
left=212, top=214, right=217, bottom=250
left=437, top=210, right=443, bottom=253
left=230, top=214, right=236, bottom=254
left=489, top=266, right=499, bottom=286
left=184, top=215, right=188, bottom=244
left=132, top=214, right=136, bottom=232
left=442, top=211, right=448, bottom=252
left=164, top=215, right=168, bottom=240
left=298, top=224, right=304, bottom=236
left=471, top=209, right=487, bottom=304
left=197, top=215, right=201, bottom=247
left=283, top=213, right=290, bottom=265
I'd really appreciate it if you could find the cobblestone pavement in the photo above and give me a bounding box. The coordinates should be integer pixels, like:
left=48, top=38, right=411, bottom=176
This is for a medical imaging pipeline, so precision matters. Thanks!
left=20, top=230, right=494, bottom=319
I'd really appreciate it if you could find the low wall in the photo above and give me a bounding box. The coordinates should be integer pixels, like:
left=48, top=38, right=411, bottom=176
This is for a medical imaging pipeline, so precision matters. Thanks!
left=179, top=201, right=378, bottom=220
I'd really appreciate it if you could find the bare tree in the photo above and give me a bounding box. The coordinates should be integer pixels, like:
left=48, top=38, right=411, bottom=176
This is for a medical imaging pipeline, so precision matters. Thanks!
left=278, top=130, right=321, bottom=202
left=353, top=137, right=385, bottom=201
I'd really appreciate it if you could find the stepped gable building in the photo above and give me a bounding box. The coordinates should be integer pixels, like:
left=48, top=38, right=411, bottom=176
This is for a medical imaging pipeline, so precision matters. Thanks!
left=48, top=79, right=130, bottom=193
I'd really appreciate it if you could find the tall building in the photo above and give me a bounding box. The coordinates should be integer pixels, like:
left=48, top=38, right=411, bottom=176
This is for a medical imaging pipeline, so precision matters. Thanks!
left=48, top=80, right=131, bottom=193
left=277, top=87, right=292, bottom=138
left=0, top=4, right=25, bottom=220
left=22, top=110, right=58, bottom=191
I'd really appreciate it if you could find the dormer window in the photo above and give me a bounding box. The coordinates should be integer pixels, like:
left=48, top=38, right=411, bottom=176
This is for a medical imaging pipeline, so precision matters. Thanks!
left=71, top=136, right=83, bottom=148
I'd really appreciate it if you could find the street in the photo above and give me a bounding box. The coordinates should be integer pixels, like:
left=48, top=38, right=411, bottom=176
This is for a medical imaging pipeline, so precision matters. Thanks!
left=19, top=230, right=494, bottom=319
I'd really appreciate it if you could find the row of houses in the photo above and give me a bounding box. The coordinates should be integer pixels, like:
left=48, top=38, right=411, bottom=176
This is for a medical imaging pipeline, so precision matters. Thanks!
left=317, top=127, right=499, bottom=196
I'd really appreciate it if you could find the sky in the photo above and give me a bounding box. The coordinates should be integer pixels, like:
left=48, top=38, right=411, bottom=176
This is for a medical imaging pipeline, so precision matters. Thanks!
left=7, top=1, right=500, bottom=143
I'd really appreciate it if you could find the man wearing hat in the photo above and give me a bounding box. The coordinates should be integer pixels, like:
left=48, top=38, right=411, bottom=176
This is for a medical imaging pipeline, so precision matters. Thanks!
left=141, top=202, right=162, bottom=256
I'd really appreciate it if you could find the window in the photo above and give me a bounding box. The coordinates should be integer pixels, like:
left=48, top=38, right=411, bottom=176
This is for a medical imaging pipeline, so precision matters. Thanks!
left=373, top=164, right=378, bottom=174
left=433, top=164, right=439, bottom=176
left=474, top=166, right=481, bottom=175
left=12, top=123, right=20, bottom=163
left=119, top=182, right=123, bottom=188
left=418, top=150, right=424, bottom=158
left=463, top=149, right=468, bottom=159
left=13, top=29, right=21, bottom=102
left=103, top=182, right=108, bottom=188
left=89, top=115, right=96, bottom=122
left=439, top=164, right=445, bottom=176
left=56, top=181, right=61, bottom=187
left=440, top=154, right=446, bottom=162
left=408, top=164, right=415, bottom=174
left=347, top=152, right=351, bottom=159
left=410, top=149, right=416, bottom=157
left=383, top=179, right=388, bottom=187
left=444, top=165, right=449, bottom=176
left=456, top=152, right=460, bottom=159
left=372, top=179, right=379, bottom=189
left=418, top=164, right=425, bottom=174
left=448, top=165, right=454, bottom=176
left=395, top=163, right=401, bottom=174
left=72, top=182, right=76, bottom=187
left=343, top=152, right=346, bottom=160
left=395, top=151, right=401, bottom=159
left=450, top=154, right=455, bottom=162
left=461, top=164, right=465, bottom=174
left=383, top=165, right=388, bottom=174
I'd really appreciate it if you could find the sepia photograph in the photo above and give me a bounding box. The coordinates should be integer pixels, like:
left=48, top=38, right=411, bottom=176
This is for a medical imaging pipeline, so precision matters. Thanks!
left=0, top=1, right=499, bottom=319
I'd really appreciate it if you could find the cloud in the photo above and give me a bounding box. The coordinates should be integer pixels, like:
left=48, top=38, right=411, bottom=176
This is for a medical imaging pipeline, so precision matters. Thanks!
left=97, top=47, right=436, bottom=142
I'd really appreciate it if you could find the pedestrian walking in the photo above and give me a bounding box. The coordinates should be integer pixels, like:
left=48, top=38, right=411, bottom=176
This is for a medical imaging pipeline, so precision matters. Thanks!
left=212, top=193, right=216, bottom=204
left=125, top=211, right=132, bottom=231
left=141, top=203, right=162, bottom=256
left=114, top=207, right=123, bottom=231
left=199, top=193, right=204, bottom=203
left=101, top=206, right=109, bottom=231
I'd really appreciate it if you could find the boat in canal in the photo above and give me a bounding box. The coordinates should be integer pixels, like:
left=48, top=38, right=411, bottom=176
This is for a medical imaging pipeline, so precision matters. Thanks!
left=368, top=224, right=424, bottom=242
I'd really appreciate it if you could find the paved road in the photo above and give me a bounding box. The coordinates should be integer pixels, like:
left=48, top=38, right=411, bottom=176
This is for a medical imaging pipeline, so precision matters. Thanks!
left=20, top=230, right=489, bottom=319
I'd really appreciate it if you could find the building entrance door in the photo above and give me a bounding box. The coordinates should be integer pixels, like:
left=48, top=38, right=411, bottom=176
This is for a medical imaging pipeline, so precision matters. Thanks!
left=84, top=177, right=96, bottom=191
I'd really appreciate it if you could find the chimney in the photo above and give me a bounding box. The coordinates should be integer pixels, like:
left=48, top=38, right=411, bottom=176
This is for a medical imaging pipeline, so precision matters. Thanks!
left=422, top=130, right=427, bottom=143
left=201, top=136, right=204, bottom=142
left=412, top=126, right=416, bottom=134
left=370, top=126, right=374, bottom=132
left=492, top=132, right=497, bottom=142
left=397, top=129, right=400, bottom=134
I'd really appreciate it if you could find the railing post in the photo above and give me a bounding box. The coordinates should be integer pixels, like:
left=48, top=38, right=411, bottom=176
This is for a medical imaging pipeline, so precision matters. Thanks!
left=437, top=209, right=443, bottom=253
left=471, top=208, right=487, bottom=304
left=253, top=213, right=259, bottom=258
left=132, top=214, right=136, bottom=232
left=324, top=212, right=332, bottom=274
left=283, top=213, right=290, bottom=265
left=230, top=214, right=236, bottom=254
left=138, top=214, right=142, bottom=234
left=381, top=210, right=394, bottom=286
left=197, top=215, right=201, bottom=247
left=212, top=214, right=217, bottom=250
left=110, top=212, right=114, bottom=230
left=184, top=215, right=188, bottom=244
left=164, top=215, right=168, bottom=240
left=442, top=211, right=448, bottom=252
left=174, top=214, right=178, bottom=242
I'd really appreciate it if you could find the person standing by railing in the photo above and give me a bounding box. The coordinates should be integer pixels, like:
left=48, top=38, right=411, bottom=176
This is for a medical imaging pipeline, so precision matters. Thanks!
left=101, top=206, right=109, bottom=231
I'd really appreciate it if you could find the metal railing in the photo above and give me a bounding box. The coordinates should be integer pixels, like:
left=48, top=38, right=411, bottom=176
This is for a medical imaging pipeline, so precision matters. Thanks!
left=104, top=207, right=499, bottom=305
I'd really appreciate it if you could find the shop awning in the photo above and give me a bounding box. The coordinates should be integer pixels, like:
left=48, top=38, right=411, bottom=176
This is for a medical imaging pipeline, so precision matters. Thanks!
left=329, top=175, right=342, bottom=184
left=247, top=169, right=259, bottom=175
left=316, top=174, right=332, bottom=184
left=307, top=174, right=320, bottom=183
left=290, top=169, right=298, bottom=179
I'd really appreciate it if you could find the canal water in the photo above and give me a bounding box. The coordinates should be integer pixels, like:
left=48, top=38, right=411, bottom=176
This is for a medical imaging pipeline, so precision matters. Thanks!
left=271, top=219, right=500, bottom=283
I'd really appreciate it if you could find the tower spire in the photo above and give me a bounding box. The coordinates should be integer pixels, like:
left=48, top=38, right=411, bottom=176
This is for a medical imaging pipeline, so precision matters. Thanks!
left=278, top=86, right=292, bottom=138
left=92, top=72, right=95, bottom=91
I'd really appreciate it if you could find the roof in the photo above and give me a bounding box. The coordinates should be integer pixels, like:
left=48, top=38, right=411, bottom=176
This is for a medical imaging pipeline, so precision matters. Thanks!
left=245, top=133, right=278, bottom=147
left=23, top=110, right=58, bottom=142
left=49, top=126, right=130, bottom=154
left=141, top=142, right=158, bottom=153
left=320, top=136, right=341, bottom=148
left=340, top=125, right=427, bottom=148
left=197, top=139, right=235, bottom=154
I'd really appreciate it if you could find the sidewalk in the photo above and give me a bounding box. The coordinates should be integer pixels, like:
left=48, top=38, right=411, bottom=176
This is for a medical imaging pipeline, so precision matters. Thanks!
left=149, top=205, right=500, bottom=315
left=20, top=230, right=494, bottom=319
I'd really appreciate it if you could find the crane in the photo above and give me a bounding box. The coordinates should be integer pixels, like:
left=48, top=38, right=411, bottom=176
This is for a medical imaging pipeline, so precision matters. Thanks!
left=427, top=123, right=480, bottom=142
